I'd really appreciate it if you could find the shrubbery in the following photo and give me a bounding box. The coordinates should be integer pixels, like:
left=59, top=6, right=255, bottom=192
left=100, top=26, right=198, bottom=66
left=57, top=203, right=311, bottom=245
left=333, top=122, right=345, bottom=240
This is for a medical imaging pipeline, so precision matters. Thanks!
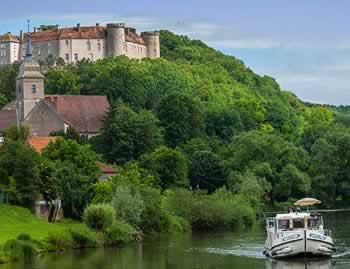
left=67, top=228, right=97, bottom=249
left=83, top=203, right=115, bottom=232
left=46, top=231, right=72, bottom=251
left=104, top=220, right=135, bottom=246
left=163, top=188, right=257, bottom=230
left=112, top=185, right=145, bottom=227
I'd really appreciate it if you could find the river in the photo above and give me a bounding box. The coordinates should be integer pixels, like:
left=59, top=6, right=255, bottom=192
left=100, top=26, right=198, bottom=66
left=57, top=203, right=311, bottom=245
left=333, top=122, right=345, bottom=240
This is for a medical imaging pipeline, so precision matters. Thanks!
left=1, top=211, right=350, bottom=269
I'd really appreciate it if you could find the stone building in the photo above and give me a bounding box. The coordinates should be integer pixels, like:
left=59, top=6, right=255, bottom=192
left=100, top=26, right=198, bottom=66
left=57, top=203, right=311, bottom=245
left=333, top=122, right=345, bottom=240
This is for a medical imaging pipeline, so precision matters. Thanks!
left=0, top=32, right=110, bottom=139
left=0, top=22, right=160, bottom=65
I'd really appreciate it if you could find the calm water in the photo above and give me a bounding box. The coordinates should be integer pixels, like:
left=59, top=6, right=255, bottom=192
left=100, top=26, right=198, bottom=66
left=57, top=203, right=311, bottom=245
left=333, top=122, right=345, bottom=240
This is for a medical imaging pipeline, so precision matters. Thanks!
left=1, top=212, right=350, bottom=269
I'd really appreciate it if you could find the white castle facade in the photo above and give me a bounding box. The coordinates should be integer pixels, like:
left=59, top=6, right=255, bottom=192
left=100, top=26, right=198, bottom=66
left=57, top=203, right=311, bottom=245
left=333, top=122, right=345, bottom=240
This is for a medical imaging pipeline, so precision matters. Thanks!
left=0, top=22, right=160, bottom=66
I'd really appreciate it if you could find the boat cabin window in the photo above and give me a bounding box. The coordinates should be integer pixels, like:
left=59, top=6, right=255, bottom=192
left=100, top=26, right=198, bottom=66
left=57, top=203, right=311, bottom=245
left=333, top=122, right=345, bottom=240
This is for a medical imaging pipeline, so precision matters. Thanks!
left=308, top=217, right=321, bottom=230
left=278, top=219, right=290, bottom=230
left=267, top=219, right=274, bottom=228
left=292, top=218, right=305, bottom=229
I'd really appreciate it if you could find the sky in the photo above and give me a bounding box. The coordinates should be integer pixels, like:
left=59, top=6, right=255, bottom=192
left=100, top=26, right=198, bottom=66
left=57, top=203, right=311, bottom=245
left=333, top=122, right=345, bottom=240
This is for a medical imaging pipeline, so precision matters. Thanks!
left=1, top=0, right=350, bottom=105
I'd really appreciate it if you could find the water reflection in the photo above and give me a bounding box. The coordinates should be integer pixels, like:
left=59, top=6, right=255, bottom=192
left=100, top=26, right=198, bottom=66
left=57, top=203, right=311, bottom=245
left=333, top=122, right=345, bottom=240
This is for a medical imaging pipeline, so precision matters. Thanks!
left=266, top=259, right=334, bottom=269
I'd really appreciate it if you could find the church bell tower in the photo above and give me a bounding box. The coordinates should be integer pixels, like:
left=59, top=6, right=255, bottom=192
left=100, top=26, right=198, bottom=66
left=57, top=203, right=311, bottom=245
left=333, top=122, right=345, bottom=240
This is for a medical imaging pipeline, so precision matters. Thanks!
left=16, top=20, right=45, bottom=121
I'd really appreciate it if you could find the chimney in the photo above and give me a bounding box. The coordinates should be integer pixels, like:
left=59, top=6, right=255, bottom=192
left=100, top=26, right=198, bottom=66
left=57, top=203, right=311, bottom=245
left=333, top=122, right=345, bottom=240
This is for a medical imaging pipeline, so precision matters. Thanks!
left=20, top=30, right=23, bottom=41
left=56, top=24, right=59, bottom=30
left=96, top=23, right=100, bottom=27
left=34, top=27, right=37, bottom=32
left=77, top=23, right=81, bottom=31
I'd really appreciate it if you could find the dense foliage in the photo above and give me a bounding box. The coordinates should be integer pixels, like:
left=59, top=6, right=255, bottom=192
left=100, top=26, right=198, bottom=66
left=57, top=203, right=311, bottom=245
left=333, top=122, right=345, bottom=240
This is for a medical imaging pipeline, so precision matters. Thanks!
left=1, top=29, right=350, bottom=238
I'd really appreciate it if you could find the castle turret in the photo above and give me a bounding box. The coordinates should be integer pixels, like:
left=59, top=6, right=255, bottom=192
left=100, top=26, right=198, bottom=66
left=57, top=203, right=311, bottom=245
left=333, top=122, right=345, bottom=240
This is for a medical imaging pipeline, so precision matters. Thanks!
left=106, top=23, right=125, bottom=57
left=16, top=30, right=45, bottom=121
left=141, top=31, right=160, bottom=59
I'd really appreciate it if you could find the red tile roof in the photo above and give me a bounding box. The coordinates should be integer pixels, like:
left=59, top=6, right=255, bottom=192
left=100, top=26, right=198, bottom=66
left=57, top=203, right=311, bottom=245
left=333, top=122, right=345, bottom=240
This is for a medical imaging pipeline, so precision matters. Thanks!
left=0, top=109, right=17, bottom=131
left=45, top=95, right=109, bottom=133
left=0, top=32, right=20, bottom=42
left=26, top=26, right=146, bottom=45
left=97, top=161, right=117, bottom=174
left=27, top=137, right=57, bottom=152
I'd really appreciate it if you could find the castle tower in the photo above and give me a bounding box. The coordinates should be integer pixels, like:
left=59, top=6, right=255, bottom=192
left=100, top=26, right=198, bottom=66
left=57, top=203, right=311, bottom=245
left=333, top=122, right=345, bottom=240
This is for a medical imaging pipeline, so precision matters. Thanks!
left=16, top=27, right=45, bottom=121
left=106, top=23, right=125, bottom=57
left=141, top=31, right=160, bottom=59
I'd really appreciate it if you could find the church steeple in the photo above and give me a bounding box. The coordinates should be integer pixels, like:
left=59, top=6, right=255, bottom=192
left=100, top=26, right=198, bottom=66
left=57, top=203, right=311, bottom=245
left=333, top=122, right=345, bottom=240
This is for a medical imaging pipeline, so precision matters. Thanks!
left=25, top=19, right=33, bottom=60
left=16, top=19, right=45, bottom=121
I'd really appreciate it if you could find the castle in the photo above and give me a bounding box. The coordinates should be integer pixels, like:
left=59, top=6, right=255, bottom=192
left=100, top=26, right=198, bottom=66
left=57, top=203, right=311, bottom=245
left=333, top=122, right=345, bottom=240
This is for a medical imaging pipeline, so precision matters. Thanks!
left=0, top=31, right=110, bottom=139
left=0, top=22, right=160, bottom=65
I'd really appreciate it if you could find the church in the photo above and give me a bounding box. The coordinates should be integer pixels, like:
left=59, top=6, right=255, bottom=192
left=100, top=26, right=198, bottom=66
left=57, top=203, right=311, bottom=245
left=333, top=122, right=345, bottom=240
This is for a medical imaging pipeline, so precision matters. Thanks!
left=0, top=32, right=109, bottom=140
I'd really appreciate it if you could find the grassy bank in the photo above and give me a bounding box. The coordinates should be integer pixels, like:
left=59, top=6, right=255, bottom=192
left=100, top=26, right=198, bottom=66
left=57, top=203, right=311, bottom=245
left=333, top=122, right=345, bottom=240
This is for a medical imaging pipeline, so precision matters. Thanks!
left=0, top=205, right=84, bottom=244
left=0, top=205, right=135, bottom=264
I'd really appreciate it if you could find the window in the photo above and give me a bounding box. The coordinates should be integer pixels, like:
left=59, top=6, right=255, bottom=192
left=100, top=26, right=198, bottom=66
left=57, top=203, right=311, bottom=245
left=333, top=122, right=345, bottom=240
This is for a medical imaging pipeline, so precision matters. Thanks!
left=0, top=44, right=5, bottom=57
left=38, top=45, right=41, bottom=56
left=97, top=40, right=101, bottom=51
left=87, top=40, right=91, bottom=50
left=65, top=40, right=69, bottom=46
left=278, top=219, right=290, bottom=230
left=48, top=48, right=53, bottom=55
left=292, top=218, right=305, bottom=229
left=65, top=54, right=69, bottom=62
left=89, top=53, right=94, bottom=61
left=74, top=53, right=79, bottom=61
left=31, top=84, right=36, bottom=94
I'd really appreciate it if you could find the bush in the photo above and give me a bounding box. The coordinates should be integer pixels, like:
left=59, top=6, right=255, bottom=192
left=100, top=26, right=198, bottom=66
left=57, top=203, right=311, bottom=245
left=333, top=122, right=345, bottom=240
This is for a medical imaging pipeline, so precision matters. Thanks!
left=112, top=186, right=144, bottom=227
left=83, top=203, right=115, bottom=232
left=104, top=220, right=135, bottom=246
left=163, top=188, right=257, bottom=230
left=68, top=228, right=97, bottom=249
left=3, top=239, right=37, bottom=261
left=17, top=233, right=32, bottom=241
left=139, top=186, right=169, bottom=233
left=167, top=215, right=190, bottom=233
left=46, top=231, right=72, bottom=251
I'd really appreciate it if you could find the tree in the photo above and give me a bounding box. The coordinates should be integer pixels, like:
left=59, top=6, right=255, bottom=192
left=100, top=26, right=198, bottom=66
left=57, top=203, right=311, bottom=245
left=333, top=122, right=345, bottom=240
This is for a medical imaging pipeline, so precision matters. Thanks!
left=205, top=105, right=243, bottom=141
left=0, top=141, right=41, bottom=207
left=4, top=125, right=30, bottom=142
left=140, top=146, right=188, bottom=189
left=95, top=102, right=163, bottom=164
left=222, top=131, right=310, bottom=202
left=189, top=150, right=225, bottom=192
left=45, top=67, right=81, bottom=95
left=42, top=138, right=100, bottom=218
left=309, top=125, right=350, bottom=207
left=157, top=94, right=204, bottom=147
left=0, top=93, right=7, bottom=108
left=38, top=25, right=58, bottom=31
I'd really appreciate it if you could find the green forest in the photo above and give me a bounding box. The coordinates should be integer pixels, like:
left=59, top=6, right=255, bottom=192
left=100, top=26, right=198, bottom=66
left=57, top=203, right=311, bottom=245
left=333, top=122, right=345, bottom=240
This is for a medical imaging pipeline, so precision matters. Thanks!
left=1, top=30, right=350, bottom=235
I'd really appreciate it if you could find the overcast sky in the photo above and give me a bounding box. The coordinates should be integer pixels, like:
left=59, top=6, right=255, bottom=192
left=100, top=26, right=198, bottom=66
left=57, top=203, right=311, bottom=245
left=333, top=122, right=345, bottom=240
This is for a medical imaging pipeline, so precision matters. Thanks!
left=1, top=0, right=349, bottom=105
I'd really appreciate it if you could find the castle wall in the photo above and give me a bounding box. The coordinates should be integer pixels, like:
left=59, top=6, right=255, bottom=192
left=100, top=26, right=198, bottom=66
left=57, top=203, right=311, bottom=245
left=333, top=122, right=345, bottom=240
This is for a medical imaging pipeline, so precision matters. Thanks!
left=29, top=40, right=59, bottom=61
left=59, top=39, right=106, bottom=63
left=125, top=42, right=147, bottom=59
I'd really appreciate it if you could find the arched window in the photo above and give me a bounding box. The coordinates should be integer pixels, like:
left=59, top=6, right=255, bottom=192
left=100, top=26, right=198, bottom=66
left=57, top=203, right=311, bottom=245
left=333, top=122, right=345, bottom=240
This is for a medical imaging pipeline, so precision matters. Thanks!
left=32, top=84, right=36, bottom=94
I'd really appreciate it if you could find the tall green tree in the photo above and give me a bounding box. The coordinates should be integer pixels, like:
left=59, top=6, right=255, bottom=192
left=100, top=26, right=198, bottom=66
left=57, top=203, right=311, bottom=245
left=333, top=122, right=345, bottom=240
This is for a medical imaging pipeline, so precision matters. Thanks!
left=157, top=94, right=204, bottom=147
left=93, top=102, right=163, bottom=164
left=0, top=141, right=41, bottom=207
left=42, top=138, right=100, bottom=218
left=140, top=146, right=188, bottom=189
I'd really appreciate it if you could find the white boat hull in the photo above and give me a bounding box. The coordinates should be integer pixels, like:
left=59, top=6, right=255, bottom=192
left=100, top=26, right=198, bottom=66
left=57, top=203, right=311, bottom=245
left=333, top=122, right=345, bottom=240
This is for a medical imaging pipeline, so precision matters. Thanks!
left=264, top=230, right=335, bottom=258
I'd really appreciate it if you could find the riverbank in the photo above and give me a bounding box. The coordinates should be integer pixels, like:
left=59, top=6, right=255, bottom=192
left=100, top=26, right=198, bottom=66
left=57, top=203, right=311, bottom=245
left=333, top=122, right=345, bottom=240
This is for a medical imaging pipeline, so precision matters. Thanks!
left=0, top=205, right=135, bottom=264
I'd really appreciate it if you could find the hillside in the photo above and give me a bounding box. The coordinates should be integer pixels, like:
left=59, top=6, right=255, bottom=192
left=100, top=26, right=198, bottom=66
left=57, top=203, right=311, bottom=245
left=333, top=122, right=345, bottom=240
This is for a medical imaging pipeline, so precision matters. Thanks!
left=0, top=30, right=349, bottom=208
